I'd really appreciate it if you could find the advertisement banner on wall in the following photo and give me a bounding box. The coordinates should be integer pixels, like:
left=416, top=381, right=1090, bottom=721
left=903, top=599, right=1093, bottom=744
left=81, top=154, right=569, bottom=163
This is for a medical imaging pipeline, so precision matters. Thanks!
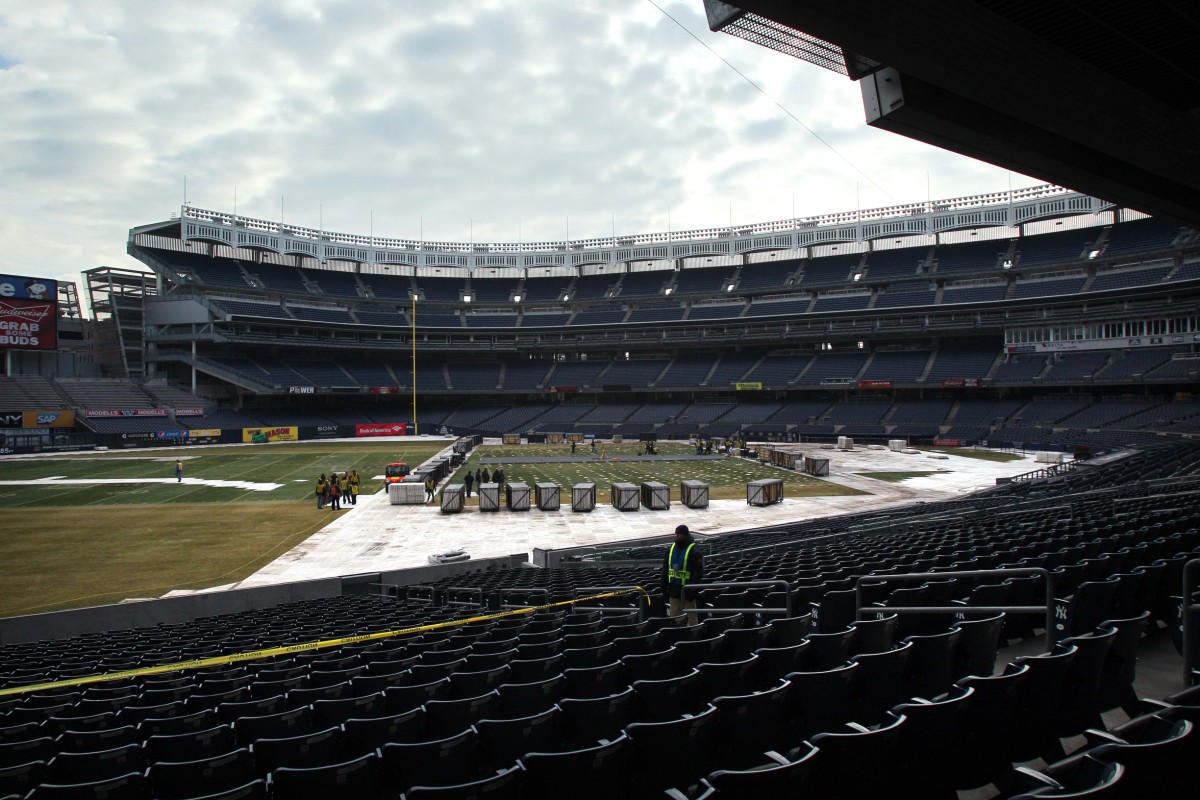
left=86, top=409, right=169, bottom=418
left=355, top=422, right=407, bottom=437
left=0, top=274, right=57, bottom=301
left=0, top=298, right=57, bottom=350
left=23, top=410, right=75, bottom=428
left=242, top=426, right=298, bottom=443
left=189, top=428, right=221, bottom=438
left=0, top=273, right=57, bottom=351
left=309, top=425, right=346, bottom=439
left=857, top=380, right=894, bottom=390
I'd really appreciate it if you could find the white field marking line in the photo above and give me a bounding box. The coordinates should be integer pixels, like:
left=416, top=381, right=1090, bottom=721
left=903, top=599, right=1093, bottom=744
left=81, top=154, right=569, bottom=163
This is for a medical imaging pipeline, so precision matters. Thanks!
left=0, top=478, right=285, bottom=492
left=207, top=451, right=302, bottom=504
left=3, top=456, right=162, bottom=506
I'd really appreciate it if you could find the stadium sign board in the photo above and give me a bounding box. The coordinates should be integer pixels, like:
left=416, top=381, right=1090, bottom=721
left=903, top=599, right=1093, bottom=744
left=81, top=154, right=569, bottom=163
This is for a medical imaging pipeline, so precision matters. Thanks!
left=0, top=273, right=57, bottom=351
left=0, top=410, right=75, bottom=428
left=242, top=426, right=298, bottom=443
left=356, top=422, right=408, bottom=437
left=26, top=410, right=73, bottom=428
left=86, top=409, right=168, bottom=417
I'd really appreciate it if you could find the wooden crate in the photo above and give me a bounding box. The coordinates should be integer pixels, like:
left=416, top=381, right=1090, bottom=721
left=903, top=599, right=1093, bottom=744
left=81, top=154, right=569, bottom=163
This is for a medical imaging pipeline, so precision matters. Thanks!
left=440, top=484, right=464, bottom=513
left=611, top=482, right=640, bottom=512
left=572, top=483, right=596, bottom=512
left=535, top=483, right=560, bottom=511
left=478, top=483, right=501, bottom=512
left=803, top=456, right=830, bottom=476
left=506, top=482, right=531, bottom=511
left=681, top=480, right=709, bottom=509
left=388, top=482, right=426, bottom=505
left=640, top=481, right=670, bottom=510
left=747, top=478, right=785, bottom=506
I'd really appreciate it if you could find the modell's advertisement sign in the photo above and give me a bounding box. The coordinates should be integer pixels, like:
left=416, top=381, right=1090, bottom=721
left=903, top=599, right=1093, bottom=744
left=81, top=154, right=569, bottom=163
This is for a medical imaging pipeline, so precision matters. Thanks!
left=86, top=409, right=168, bottom=418
left=0, top=274, right=57, bottom=351
left=355, top=422, right=407, bottom=437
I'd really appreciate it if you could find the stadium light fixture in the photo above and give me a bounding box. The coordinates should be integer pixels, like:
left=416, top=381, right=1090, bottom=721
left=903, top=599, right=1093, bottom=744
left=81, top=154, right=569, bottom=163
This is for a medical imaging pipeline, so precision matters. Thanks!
left=702, top=0, right=882, bottom=79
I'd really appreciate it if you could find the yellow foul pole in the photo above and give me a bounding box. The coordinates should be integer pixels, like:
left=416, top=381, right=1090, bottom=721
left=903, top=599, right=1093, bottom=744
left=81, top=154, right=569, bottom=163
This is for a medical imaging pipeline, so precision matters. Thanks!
left=411, top=293, right=418, bottom=436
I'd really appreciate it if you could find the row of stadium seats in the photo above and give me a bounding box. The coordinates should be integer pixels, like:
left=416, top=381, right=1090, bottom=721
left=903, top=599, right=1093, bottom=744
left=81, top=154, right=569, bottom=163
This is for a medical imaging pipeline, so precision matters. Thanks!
left=163, top=217, right=1188, bottom=309
left=2, top=442, right=1199, bottom=797
left=200, top=258, right=1198, bottom=324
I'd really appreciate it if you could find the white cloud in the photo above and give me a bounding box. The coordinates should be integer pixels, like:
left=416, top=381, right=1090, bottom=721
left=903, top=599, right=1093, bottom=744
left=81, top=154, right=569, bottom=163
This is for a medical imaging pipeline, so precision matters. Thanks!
left=0, top=0, right=1041, bottom=300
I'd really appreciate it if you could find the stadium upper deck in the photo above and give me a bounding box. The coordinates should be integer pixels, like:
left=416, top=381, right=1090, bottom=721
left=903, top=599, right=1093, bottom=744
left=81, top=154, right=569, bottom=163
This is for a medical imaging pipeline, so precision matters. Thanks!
left=119, top=185, right=1200, bottom=428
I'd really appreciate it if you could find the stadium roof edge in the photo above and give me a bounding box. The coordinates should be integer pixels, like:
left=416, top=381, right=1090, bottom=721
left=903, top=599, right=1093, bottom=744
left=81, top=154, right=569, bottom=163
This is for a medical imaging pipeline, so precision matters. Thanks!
left=703, top=0, right=1200, bottom=229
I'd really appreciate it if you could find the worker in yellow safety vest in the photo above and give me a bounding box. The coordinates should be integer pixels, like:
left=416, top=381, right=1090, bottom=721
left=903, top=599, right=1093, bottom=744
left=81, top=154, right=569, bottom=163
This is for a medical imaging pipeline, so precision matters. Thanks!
left=662, top=524, right=704, bottom=623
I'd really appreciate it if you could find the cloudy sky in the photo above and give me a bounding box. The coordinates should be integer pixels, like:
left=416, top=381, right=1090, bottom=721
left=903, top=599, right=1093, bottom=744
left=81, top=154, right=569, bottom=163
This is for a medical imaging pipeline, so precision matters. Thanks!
left=0, top=0, right=1042, bottom=300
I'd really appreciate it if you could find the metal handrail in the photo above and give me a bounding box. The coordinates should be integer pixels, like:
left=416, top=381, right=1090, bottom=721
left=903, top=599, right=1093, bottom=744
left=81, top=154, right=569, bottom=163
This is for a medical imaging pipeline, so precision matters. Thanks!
left=575, top=579, right=797, bottom=618
left=405, top=585, right=437, bottom=604
left=571, top=585, right=650, bottom=619
left=1183, top=558, right=1200, bottom=685
left=853, top=567, right=1055, bottom=652
left=497, top=587, right=551, bottom=609
left=444, top=586, right=485, bottom=607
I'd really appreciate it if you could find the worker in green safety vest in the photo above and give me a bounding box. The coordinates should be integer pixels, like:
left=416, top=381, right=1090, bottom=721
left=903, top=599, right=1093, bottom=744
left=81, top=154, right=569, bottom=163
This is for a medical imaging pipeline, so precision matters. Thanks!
left=662, top=524, right=704, bottom=624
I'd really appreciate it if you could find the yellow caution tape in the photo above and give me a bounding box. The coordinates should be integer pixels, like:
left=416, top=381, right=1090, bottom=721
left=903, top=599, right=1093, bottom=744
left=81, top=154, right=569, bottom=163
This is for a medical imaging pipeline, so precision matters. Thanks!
left=0, top=587, right=650, bottom=698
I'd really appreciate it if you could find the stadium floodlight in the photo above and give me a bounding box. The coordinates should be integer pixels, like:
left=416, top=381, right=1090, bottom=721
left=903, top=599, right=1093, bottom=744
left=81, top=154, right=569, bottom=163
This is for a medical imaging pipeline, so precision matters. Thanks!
left=702, top=0, right=882, bottom=80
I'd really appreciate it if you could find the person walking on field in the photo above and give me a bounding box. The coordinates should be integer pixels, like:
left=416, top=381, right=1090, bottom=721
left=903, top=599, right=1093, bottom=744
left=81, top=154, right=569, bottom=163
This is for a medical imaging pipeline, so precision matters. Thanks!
left=316, top=474, right=328, bottom=509
left=175, top=460, right=183, bottom=482
left=340, top=473, right=352, bottom=506
left=662, top=525, right=704, bottom=624
left=481, top=467, right=491, bottom=484
left=425, top=477, right=436, bottom=502
left=350, top=470, right=360, bottom=504
left=464, top=470, right=475, bottom=497
left=329, top=477, right=341, bottom=510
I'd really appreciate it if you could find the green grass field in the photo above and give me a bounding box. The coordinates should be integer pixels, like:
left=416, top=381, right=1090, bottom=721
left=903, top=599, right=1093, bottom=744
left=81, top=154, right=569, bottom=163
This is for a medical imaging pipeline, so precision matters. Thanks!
left=924, top=447, right=1024, bottom=462
left=0, top=438, right=863, bottom=618
left=855, top=471, right=943, bottom=482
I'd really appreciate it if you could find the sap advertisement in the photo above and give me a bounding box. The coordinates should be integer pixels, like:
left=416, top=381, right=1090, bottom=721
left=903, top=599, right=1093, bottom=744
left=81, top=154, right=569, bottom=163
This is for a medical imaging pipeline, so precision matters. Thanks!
left=0, top=273, right=58, bottom=351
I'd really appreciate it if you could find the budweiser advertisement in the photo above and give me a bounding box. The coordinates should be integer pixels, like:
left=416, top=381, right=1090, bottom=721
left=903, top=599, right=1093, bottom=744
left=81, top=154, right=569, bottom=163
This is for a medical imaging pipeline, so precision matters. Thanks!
left=356, top=422, right=408, bottom=437
left=0, top=299, right=57, bottom=350
left=0, top=274, right=58, bottom=351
